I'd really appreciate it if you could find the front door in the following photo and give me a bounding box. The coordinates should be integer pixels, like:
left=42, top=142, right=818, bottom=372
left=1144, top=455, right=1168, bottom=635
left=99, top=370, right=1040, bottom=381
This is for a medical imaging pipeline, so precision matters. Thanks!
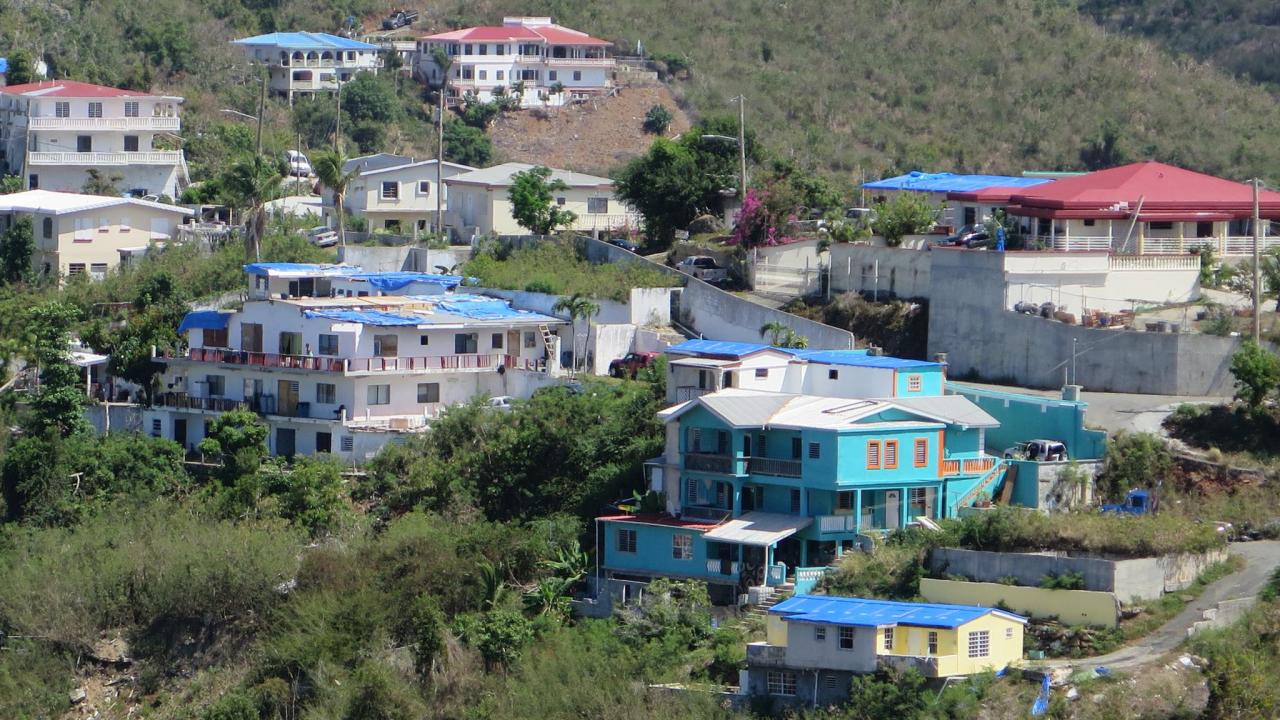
left=742, top=545, right=766, bottom=586
left=276, top=427, right=296, bottom=458
left=173, top=418, right=187, bottom=448
left=277, top=380, right=299, bottom=416
left=885, top=490, right=901, bottom=530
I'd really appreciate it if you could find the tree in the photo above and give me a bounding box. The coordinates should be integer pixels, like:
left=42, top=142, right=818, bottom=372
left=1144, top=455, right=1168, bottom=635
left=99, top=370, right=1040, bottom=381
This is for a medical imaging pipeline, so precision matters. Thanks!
left=1099, top=431, right=1172, bottom=500
left=508, top=165, right=577, bottom=235
left=643, top=105, right=673, bottom=134
left=1230, top=340, right=1280, bottom=414
left=198, top=407, right=269, bottom=485
left=0, top=175, right=22, bottom=194
left=844, top=667, right=929, bottom=720
left=292, top=98, right=339, bottom=149
left=760, top=320, right=790, bottom=345
left=1260, top=247, right=1280, bottom=311
left=871, top=192, right=937, bottom=246
left=471, top=609, right=533, bottom=670
left=313, top=150, right=360, bottom=246
left=442, top=122, right=492, bottom=167
left=82, top=168, right=124, bottom=196
left=409, top=593, right=445, bottom=678
left=340, top=71, right=398, bottom=124
left=25, top=301, right=88, bottom=437
left=6, top=49, right=37, bottom=85
left=0, top=216, right=34, bottom=282
left=1080, top=118, right=1129, bottom=171
left=552, top=293, right=600, bottom=372
left=221, top=155, right=282, bottom=261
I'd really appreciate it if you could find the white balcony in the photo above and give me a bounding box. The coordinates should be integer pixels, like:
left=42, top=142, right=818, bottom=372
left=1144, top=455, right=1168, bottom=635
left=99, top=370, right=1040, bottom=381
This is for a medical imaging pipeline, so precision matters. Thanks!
left=817, top=515, right=858, bottom=534
left=26, top=116, right=180, bottom=131
left=28, top=151, right=182, bottom=166
left=545, top=56, right=614, bottom=66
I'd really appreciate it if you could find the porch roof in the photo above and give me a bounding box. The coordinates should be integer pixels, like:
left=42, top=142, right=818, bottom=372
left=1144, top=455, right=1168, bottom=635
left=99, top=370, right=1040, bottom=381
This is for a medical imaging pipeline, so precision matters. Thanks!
left=702, top=512, right=812, bottom=546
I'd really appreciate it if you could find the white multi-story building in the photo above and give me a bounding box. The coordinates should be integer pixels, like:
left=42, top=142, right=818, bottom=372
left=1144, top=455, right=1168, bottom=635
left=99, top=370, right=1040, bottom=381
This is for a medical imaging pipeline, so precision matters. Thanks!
left=233, top=32, right=383, bottom=100
left=0, top=80, right=186, bottom=198
left=145, top=262, right=566, bottom=461
left=416, top=17, right=614, bottom=108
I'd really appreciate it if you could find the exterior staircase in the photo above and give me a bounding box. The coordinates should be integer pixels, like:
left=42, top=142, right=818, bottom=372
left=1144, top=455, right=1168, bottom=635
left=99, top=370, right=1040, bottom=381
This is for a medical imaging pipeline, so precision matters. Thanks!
left=746, top=580, right=795, bottom=618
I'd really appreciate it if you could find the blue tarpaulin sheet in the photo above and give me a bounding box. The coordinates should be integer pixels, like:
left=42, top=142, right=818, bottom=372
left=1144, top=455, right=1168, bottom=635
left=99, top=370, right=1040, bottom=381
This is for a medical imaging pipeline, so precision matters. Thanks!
left=350, top=272, right=465, bottom=291
left=435, top=295, right=556, bottom=322
left=177, top=310, right=232, bottom=333
left=863, top=171, right=1052, bottom=193
left=304, top=310, right=423, bottom=326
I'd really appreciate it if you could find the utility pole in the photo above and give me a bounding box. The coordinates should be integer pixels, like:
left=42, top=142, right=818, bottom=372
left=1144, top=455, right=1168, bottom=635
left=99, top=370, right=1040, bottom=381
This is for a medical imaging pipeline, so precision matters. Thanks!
left=334, top=79, right=343, bottom=153
left=436, top=100, right=444, bottom=241
left=255, top=66, right=266, bottom=156
left=732, top=95, right=747, bottom=202
left=1253, top=178, right=1262, bottom=342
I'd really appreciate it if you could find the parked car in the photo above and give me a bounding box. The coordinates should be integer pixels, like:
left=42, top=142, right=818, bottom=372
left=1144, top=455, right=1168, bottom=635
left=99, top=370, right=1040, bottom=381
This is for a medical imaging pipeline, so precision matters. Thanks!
left=1101, top=489, right=1155, bottom=515
left=306, top=226, right=338, bottom=247
left=844, top=207, right=875, bottom=222
left=676, top=255, right=729, bottom=283
left=1002, top=439, right=1068, bottom=462
left=609, top=351, right=659, bottom=379
left=285, top=150, right=312, bottom=177
left=607, top=237, right=640, bottom=253
left=382, top=9, right=419, bottom=29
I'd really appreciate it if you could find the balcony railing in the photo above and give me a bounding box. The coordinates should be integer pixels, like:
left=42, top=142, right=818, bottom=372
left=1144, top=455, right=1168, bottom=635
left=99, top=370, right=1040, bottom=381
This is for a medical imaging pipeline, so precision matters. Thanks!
left=749, top=456, right=802, bottom=478
left=675, top=386, right=711, bottom=402
left=684, top=453, right=738, bottom=474
left=1109, top=254, right=1201, bottom=271
left=746, top=643, right=788, bottom=667
left=705, top=559, right=740, bottom=576
left=26, top=116, right=180, bottom=131
left=681, top=505, right=732, bottom=522
left=545, top=56, right=615, bottom=66
left=766, top=563, right=788, bottom=586
left=942, top=456, right=996, bottom=476
left=28, top=151, right=182, bottom=166
left=184, top=347, right=346, bottom=372
left=178, top=348, right=545, bottom=375
left=817, top=515, right=858, bottom=534
left=154, top=392, right=242, bottom=412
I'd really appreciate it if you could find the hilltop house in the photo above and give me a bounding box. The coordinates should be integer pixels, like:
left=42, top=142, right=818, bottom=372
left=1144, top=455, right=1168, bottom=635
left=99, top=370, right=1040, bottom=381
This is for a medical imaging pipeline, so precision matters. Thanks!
left=0, top=80, right=186, bottom=198
left=415, top=16, right=614, bottom=108
left=322, top=154, right=476, bottom=234
left=0, top=190, right=192, bottom=279
left=444, top=162, right=637, bottom=239
left=745, top=595, right=1026, bottom=705
left=233, top=32, right=382, bottom=100
left=145, top=262, right=566, bottom=460
left=997, top=161, right=1280, bottom=256
left=862, top=172, right=1054, bottom=232
left=598, top=340, right=1004, bottom=604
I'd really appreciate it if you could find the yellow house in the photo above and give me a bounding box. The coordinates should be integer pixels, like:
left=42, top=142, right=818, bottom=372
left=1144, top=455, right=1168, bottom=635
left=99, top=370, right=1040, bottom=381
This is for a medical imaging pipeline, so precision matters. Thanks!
left=746, top=595, right=1026, bottom=705
left=443, top=162, right=639, bottom=239
left=0, top=189, right=192, bottom=279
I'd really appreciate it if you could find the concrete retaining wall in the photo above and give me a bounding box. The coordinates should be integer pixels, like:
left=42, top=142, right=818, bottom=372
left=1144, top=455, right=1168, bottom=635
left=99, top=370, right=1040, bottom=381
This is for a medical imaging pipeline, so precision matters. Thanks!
left=678, top=277, right=854, bottom=350
left=338, top=245, right=470, bottom=273
left=929, top=547, right=1229, bottom=604
left=85, top=403, right=143, bottom=435
left=829, top=244, right=932, bottom=299
left=920, top=578, right=1118, bottom=627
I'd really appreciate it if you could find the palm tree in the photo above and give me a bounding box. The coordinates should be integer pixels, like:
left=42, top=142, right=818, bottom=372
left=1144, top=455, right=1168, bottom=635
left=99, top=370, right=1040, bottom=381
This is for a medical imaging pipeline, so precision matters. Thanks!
left=222, top=156, right=283, bottom=261
left=313, top=150, right=359, bottom=247
left=760, top=320, right=789, bottom=346
left=553, top=293, right=601, bottom=373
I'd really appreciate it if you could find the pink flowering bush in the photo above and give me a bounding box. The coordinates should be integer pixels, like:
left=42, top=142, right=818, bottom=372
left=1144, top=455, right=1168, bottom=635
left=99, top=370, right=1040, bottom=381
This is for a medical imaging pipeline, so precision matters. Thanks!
left=729, top=189, right=795, bottom=248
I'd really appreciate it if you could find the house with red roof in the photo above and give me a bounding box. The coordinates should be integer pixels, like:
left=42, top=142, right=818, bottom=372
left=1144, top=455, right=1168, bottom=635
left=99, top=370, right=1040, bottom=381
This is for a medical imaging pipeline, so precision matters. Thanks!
left=415, top=17, right=614, bottom=108
left=991, top=161, right=1280, bottom=256
left=0, top=80, right=186, bottom=198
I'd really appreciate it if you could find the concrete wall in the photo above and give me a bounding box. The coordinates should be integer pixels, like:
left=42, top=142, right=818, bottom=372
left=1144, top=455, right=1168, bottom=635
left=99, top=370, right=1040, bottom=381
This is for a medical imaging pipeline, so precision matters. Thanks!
left=757, top=238, right=824, bottom=270
left=84, top=403, right=143, bottom=435
left=1006, top=459, right=1101, bottom=511
left=928, top=547, right=1228, bottom=604
left=337, top=245, right=469, bottom=273
left=829, top=244, right=932, bottom=299
left=678, top=277, right=854, bottom=350
left=920, top=578, right=1118, bottom=627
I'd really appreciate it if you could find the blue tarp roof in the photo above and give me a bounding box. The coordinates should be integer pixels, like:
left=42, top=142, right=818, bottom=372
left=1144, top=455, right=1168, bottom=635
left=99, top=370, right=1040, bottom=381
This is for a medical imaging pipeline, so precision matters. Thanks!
left=177, top=310, right=232, bottom=334
left=244, top=262, right=359, bottom=278
left=666, top=339, right=778, bottom=358
left=304, top=309, right=423, bottom=327
left=349, top=272, right=465, bottom=291
left=863, top=171, right=1053, bottom=193
left=770, top=595, right=1026, bottom=629
left=0, top=59, right=8, bottom=74
left=234, top=32, right=379, bottom=50
left=434, top=295, right=558, bottom=322
left=796, top=350, right=941, bottom=370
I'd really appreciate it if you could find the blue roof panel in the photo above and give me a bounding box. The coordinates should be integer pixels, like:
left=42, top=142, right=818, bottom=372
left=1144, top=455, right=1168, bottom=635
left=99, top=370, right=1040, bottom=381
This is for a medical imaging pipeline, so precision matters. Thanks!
left=244, top=262, right=359, bottom=277
left=234, top=32, right=379, bottom=50
left=770, top=595, right=1026, bottom=629
left=349, top=272, right=466, bottom=291
left=796, top=350, right=941, bottom=370
left=666, top=339, right=780, bottom=359
left=177, top=310, right=232, bottom=334
left=304, top=309, right=423, bottom=327
left=434, top=295, right=558, bottom=322
left=863, top=171, right=1053, bottom=193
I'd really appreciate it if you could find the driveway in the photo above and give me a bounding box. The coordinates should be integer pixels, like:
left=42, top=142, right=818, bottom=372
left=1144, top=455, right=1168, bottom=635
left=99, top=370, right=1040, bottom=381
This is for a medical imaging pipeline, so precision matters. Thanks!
left=1032, top=540, right=1280, bottom=672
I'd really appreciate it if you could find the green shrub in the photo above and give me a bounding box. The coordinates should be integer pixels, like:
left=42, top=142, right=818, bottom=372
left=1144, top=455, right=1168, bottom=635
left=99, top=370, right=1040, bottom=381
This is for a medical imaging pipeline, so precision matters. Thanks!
left=643, top=104, right=673, bottom=134
left=1039, top=570, right=1086, bottom=590
left=1098, top=431, right=1173, bottom=501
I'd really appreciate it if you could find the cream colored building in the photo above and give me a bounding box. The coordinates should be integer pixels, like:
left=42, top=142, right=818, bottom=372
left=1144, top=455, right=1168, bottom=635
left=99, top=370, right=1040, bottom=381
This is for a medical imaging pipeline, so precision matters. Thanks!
left=443, top=162, right=638, bottom=239
left=323, top=154, right=475, bottom=235
left=0, top=190, right=192, bottom=279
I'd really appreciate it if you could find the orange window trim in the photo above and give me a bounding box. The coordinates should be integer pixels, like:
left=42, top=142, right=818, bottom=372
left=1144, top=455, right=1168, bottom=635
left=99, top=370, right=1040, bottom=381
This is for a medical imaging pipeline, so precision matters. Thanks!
left=867, top=440, right=881, bottom=469
left=936, top=430, right=944, bottom=477
left=914, top=438, right=928, bottom=467
left=885, top=440, right=898, bottom=469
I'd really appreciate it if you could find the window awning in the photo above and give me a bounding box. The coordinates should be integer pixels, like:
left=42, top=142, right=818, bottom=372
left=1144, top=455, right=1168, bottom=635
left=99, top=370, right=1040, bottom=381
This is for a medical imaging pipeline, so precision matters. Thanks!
left=702, top=512, right=813, bottom=546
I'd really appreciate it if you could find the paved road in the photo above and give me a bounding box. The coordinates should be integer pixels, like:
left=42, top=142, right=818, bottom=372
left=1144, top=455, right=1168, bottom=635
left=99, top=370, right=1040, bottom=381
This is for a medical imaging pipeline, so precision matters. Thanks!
left=1032, top=540, right=1280, bottom=672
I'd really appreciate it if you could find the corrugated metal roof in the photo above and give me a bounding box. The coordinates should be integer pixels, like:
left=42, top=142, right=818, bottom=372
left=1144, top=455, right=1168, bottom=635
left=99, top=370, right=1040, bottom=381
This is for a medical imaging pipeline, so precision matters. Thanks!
left=445, top=162, right=613, bottom=189
left=0, top=190, right=192, bottom=216
left=665, top=389, right=979, bottom=431
left=666, top=339, right=779, bottom=359
left=863, top=171, right=1052, bottom=194
left=796, top=350, right=941, bottom=370
left=770, top=594, right=1027, bottom=629
left=244, top=262, right=359, bottom=278
left=702, top=512, right=812, bottom=546
left=0, top=80, right=162, bottom=98
left=234, top=32, right=379, bottom=50
left=890, top=395, right=998, bottom=428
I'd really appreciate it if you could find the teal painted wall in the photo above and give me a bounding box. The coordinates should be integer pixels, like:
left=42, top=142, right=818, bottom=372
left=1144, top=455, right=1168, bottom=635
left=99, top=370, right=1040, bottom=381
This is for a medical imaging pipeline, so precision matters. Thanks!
left=948, top=384, right=1107, bottom=460
left=895, top=366, right=946, bottom=396
left=601, top=520, right=713, bottom=578
left=946, top=427, right=983, bottom=456
left=835, top=425, right=944, bottom=484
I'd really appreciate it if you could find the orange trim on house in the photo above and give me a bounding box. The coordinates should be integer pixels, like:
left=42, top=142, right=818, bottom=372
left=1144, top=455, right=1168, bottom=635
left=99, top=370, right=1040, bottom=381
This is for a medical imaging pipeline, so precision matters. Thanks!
left=937, top=430, right=945, bottom=478
left=914, top=437, right=928, bottom=468
left=885, top=440, right=899, bottom=469
left=867, top=440, right=882, bottom=469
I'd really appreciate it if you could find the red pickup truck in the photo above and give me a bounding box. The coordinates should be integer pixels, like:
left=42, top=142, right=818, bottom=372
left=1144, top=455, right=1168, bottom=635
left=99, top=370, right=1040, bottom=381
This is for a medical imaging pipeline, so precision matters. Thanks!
left=608, top=351, right=659, bottom=379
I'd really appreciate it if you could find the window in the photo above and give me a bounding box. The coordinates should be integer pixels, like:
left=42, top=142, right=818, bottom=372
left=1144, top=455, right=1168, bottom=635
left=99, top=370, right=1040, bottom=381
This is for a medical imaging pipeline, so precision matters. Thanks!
left=757, top=433, right=767, bottom=454
left=883, top=628, right=894, bottom=651
left=967, top=630, right=990, bottom=658
left=341, top=436, right=354, bottom=452
left=460, top=65, right=474, bottom=80
left=963, top=206, right=977, bottom=227
left=419, top=334, right=430, bottom=347
left=206, top=375, right=226, bottom=397
left=87, top=102, right=103, bottom=118
left=672, top=533, right=693, bottom=560
left=55, top=101, right=70, bottom=118
left=909, top=487, right=928, bottom=510
left=28, top=174, right=38, bottom=189
left=151, top=418, right=162, bottom=437
left=790, top=488, right=801, bottom=514
left=1082, top=218, right=1096, bottom=227
left=68, top=263, right=86, bottom=276
left=384, top=219, right=401, bottom=233
left=316, top=383, right=336, bottom=404
left=124, top=101, right=140, bottom=117
left=77, top=135, right=92, bottom=152
left=496, top=70, right=505, bottom=80
left=417, top=181, right=430, bottom=196
left=686, top=477, right=699, bottom=504
left=616, top=528, right=637, bottom=553
left=463, top=44, right=472, bottom=55
left=373, top=334, right=398, bottom=357
left=496, top=44, right=505, bottom=56
left=491, top=332, right=504, bottom=349
left=316, top=432, right=332, bottom=453
left=884, top=440, right=898, bottom=469
left=828, top=368, right=839, bottom=380
left=928, top=631, right=938, bottom=655
left=1006, top=627, right=1014, bottom=640
left=766, top=671, right=796, bottom=697
left=548, top=70, right=558, bottom=81
left=417, top=382, right=440, bottom=403
left=367, top=384, right=391, bottom=405
left=754, top=368, right=768, bottom=379
left=380, top=181, right=399, bottom=200
left=90, top=263, right=108, bottom=278
left=124, top=135, right=139, bottom=152
left=914, top=438, right=929, bottom=467
left=523, top=331, right=536, bottom=348
left=867, top=440, right=881, bottom=469
left=279, top=331, right=303, bottom=355
left=555, top=196, right=566, bottom=206
left=907, top=374, right=922, bottom=392
left=814, top=626, right=826, bottom=642
left=1149, top=221, right=1173, bottom=231
left=41, top=217, right=53, bottom=239
left=837, top=491, right=854, bottom=511
left=478, top=43, right=488, bottom=55
left=1196, top=221, right=1215, bottom=238
left=478, top=70, right=487, bottom=80
left=808, top=442, right=821, bottom=459
left=454, top=332, right=478, bottom=354
left=791, top=437, right=802, bottom=459
left=573, top=70, right=582, bottom=81
left=838, top=627, right=855, bottom=650
left=318, top=334, right=339, bottom=355
left=203, top=328, right=228, bottom=348
left=587, top=197, right=609, bottom=214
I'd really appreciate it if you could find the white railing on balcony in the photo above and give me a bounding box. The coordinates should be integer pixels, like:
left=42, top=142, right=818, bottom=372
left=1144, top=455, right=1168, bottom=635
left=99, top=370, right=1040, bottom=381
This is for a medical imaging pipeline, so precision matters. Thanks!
left=1109, top=254, right=1201, bottom=271
left=574, top=214, right=638, bottom=231
left=545, top=56, right=615, bottom=66
left=1044, top=235, right=1113, bottom=252
left=705, top=559, right=739, bottom=576
left=28, top=151, right=182, bottom=166
left=748, top=456, right=802, bottom=478
left=675, top=386, right=710, bottom=402
left=27, top=116, right=180, bottom=131
left=818, top=515, right=857, bottom=534
left=1224, top=235, right=1280, bottom=256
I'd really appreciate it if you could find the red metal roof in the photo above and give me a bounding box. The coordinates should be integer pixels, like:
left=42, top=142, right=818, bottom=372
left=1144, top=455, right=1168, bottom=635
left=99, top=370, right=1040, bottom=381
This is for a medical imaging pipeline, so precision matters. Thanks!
left=0, top=80, right=158, bottom=98
left=597, top=514, right=721, bottom=531
left=1006, top=161, right=1280, bottom=220
left=946, top=185, right=1029, bottom=203
left=421, top=22, right=610, bottom=46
